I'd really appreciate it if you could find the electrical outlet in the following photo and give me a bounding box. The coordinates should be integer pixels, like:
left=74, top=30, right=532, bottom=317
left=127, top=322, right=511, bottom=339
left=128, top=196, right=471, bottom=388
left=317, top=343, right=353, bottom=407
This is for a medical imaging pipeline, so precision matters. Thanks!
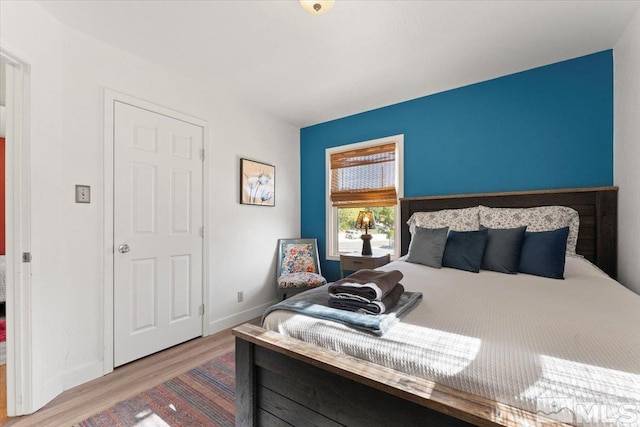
left=237, top=291, right=244, bottom=303
left=75, top=185, right=91, bottom=203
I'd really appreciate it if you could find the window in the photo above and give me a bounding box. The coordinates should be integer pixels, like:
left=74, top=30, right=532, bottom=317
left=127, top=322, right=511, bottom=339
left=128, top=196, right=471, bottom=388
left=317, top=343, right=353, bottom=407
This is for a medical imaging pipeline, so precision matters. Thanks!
left=325, top=135, right=403, bottom=260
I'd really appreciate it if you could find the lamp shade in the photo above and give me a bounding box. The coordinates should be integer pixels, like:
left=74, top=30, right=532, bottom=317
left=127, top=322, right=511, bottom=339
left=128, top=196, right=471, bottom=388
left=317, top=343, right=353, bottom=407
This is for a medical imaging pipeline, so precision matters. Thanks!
left=356, top=211, right=375, bottom=231
left=300, top=0, right=335, bottom=15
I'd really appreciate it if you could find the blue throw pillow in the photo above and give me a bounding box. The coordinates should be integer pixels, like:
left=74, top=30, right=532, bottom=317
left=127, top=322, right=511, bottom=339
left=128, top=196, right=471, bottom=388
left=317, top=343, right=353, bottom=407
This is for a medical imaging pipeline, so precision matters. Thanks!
left=519, top=227, right=570, bottom=279
left=480, top=225, right=527, bottom=274
left=407, top=226, right=449, bottom=268
left=442, top=229, right=488, bottom=273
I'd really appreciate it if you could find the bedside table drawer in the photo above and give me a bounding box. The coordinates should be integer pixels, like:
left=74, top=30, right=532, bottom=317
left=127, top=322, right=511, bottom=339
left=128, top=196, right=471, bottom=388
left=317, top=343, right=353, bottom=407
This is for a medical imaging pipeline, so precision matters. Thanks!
left=339, top=253, right=390, bottom=278
left=342, top=258, right=372, bottom=271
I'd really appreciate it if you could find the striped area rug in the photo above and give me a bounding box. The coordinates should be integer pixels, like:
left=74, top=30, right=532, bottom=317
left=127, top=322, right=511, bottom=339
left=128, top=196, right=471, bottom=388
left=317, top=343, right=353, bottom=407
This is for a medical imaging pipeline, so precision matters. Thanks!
left=76, top=350, right=235, bottom=427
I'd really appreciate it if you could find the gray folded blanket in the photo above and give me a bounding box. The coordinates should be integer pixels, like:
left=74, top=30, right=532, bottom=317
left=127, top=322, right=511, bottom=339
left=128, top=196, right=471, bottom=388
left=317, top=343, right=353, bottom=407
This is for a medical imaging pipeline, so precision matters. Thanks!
left=262, top=285, right=422, bottom=336
left=329, top=283, right=405, bottom=314
left=328, top=269, right=404, bottom=301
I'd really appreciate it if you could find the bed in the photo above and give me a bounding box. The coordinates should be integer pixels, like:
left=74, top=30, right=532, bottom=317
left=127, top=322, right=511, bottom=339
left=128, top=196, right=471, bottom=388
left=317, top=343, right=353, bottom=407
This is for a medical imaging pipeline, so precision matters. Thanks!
left=233, top=186, right=638, bottom=426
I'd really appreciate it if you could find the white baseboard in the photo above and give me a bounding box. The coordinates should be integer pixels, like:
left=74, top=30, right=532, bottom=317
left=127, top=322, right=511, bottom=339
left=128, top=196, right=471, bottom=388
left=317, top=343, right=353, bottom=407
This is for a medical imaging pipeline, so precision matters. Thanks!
left=207, top=300, right=276, bottom=334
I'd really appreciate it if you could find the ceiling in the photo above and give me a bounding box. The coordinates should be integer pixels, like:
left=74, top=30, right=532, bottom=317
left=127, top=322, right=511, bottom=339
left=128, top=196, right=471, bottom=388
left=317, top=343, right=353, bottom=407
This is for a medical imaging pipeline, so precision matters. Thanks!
left=37, top=0, right=639, bottom=128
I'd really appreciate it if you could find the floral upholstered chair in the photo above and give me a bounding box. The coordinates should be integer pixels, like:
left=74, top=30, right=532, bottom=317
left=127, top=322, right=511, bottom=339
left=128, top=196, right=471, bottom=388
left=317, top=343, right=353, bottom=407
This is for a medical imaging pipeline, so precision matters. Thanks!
left=277, top=238, right=327, bottom=300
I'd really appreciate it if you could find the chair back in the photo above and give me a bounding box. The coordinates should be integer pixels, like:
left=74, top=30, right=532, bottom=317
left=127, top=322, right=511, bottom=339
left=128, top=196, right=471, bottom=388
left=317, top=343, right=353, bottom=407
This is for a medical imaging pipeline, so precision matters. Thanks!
left=277, top=238, right=322, bottom=276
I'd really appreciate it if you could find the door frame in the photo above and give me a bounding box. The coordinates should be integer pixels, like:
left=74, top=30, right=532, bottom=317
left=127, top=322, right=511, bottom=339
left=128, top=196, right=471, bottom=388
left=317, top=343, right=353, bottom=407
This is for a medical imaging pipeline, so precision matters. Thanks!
left=1, top=47, right=32, bottom=416
left=103, top=89, right=209, bottom=374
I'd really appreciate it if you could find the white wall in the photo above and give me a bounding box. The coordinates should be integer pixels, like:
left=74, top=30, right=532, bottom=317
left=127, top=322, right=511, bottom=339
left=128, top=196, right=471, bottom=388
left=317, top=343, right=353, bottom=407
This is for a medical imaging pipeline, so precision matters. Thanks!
left=1, top=0, right=300, bottom=412
left=614, top=8, right=640, bottom=295
left=0, top=106, right=5, bottom=137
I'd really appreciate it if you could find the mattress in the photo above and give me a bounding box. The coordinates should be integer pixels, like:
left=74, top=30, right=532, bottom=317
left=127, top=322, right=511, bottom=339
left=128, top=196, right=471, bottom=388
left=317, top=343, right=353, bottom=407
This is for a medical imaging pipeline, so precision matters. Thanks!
left=263, top=256, right=640, bottom=426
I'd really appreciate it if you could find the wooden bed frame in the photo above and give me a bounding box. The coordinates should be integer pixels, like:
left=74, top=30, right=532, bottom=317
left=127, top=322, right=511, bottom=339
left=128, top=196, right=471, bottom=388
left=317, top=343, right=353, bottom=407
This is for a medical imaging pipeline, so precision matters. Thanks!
left=233, top=186, right=618, bottom=426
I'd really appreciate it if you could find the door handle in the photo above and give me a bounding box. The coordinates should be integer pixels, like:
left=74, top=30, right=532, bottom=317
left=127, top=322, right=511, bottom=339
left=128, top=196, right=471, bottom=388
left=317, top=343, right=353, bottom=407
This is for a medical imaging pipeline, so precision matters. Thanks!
left=118, top=244, right=130, bottom=254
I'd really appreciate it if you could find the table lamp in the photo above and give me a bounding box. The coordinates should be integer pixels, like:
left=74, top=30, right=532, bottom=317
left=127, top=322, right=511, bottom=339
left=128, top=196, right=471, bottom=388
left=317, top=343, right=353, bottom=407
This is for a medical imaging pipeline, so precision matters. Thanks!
left=356, top=211, right=375, bottom=256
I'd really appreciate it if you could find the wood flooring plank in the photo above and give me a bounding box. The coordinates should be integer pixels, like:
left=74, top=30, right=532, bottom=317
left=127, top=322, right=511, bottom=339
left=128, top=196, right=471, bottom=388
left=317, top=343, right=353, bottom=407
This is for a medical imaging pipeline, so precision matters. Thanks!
left=0, top=364, right=7, bottom=426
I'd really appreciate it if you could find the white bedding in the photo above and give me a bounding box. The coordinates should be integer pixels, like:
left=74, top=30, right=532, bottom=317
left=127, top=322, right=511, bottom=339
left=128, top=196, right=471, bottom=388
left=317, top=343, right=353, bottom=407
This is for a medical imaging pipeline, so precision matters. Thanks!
left=263, top=257, right=640, bottom=426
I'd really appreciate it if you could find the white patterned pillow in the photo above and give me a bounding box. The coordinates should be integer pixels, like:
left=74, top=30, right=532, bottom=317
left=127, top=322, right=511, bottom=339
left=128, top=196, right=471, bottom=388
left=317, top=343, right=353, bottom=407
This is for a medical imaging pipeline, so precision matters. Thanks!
left=478, top=205, right=579, bottom=254
left=407, top=207, right=480, bottom=235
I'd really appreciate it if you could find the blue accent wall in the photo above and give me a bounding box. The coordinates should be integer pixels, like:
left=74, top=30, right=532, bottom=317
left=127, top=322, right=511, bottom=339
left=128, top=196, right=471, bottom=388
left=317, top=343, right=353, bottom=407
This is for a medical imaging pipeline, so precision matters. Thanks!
left=301, top=51, right=613, bottom=281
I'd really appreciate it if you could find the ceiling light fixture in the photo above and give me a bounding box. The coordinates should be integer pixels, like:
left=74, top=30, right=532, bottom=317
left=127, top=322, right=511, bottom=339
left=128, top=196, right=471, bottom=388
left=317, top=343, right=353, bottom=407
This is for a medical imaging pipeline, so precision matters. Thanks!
left=300, top=0, right=335, bottom=15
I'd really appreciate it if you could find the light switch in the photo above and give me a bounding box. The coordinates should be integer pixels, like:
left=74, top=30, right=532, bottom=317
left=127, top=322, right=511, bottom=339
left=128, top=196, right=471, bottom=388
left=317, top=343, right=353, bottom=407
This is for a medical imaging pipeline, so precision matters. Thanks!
left=75, top=185, right=90, bottom=203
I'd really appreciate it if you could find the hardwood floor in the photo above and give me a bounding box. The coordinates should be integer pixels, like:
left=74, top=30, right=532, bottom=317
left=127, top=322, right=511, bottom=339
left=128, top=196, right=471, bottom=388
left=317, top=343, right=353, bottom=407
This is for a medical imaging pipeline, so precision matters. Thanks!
left=3, top=320, right=255, bottom=427
left=0, top=364, right=6, bottom=425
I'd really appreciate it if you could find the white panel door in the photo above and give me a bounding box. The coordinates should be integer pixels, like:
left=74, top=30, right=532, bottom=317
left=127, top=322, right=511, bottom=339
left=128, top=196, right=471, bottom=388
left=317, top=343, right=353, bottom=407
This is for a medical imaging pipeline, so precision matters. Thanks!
left=114, top=101, right=203, bottom=367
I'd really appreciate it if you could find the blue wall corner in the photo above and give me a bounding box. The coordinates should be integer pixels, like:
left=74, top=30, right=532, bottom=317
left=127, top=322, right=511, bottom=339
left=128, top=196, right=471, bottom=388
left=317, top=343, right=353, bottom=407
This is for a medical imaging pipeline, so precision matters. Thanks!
left=300, top=51, right=613, bottom=281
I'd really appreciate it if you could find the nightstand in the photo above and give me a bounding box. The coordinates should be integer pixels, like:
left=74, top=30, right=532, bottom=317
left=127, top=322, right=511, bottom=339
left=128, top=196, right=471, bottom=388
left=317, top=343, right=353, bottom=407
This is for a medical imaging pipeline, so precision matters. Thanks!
left=339, top=253, right=391, bottom=278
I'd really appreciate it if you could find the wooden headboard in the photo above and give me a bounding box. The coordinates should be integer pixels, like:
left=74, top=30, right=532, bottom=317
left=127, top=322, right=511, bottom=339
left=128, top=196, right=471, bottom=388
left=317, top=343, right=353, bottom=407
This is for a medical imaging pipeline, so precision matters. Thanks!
left=400, top=186, right=618, bottom=278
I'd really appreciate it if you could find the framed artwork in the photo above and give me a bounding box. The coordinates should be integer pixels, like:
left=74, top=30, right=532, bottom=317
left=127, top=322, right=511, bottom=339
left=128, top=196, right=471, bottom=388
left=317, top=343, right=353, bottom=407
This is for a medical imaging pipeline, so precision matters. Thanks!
left=240, top=158, right=275, bottom=206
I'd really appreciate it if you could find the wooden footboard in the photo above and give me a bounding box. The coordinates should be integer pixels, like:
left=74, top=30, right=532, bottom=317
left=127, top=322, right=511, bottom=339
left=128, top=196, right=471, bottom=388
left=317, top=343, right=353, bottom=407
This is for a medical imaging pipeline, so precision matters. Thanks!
left=233, top=324, right=570, bottom=427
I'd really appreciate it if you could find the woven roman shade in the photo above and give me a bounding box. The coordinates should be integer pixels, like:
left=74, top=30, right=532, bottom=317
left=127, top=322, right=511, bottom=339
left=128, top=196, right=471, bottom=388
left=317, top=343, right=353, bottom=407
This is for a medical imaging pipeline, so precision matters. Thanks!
left=330, top=142, right=398, bottom=207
